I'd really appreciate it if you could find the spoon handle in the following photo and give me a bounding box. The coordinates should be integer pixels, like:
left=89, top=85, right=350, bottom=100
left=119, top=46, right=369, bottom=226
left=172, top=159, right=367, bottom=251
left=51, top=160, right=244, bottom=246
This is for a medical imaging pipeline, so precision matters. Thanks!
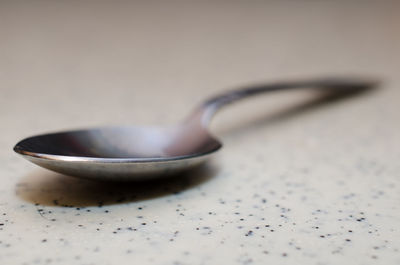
left=189, top=76, right=377, bottom=127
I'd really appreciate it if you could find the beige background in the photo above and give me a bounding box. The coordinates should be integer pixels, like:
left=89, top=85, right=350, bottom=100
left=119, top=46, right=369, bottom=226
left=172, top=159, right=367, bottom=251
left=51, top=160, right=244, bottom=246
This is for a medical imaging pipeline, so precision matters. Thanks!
left=1, top=1, right=399, bottom=265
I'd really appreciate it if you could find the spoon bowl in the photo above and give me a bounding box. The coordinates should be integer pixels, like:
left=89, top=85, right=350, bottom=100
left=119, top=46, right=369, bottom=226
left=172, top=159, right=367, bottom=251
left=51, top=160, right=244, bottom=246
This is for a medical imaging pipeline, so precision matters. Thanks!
left=14, top=125, right=222, bottom=180
left=14, top=77, right=377, bottom=181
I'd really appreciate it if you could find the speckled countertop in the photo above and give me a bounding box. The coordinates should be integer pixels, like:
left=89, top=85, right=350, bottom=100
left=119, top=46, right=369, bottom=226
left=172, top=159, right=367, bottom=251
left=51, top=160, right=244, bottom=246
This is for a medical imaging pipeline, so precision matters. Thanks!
left=1, top=1, right=399, bottom=265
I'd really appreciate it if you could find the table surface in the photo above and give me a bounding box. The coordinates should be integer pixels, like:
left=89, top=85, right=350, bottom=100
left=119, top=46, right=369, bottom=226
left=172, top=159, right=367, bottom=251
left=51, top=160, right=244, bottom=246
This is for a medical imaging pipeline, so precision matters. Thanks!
left=1, top=1, right=399, bottom=265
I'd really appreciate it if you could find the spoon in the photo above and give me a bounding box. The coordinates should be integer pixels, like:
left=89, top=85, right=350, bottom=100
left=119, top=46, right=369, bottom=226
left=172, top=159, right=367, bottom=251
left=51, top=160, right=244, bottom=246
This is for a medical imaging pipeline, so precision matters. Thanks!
left=14, top=77, right=376, bottom=181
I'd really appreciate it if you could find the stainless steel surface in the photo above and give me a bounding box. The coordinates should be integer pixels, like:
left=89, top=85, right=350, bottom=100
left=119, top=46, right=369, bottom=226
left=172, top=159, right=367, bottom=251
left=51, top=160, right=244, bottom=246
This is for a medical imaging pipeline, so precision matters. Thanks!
left=13, top=77, right=376, bottom=180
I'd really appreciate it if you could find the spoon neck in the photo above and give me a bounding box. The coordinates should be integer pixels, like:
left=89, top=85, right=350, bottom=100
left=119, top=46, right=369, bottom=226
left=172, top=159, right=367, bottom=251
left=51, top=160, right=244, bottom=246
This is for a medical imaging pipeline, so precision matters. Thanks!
left=182, top=105, right=217, bottom=129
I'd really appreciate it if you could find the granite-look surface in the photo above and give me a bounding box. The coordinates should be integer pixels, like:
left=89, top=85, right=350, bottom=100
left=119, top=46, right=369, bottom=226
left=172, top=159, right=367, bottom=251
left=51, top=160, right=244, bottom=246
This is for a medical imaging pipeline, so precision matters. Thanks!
left=1, top=1, right=399, bottom=265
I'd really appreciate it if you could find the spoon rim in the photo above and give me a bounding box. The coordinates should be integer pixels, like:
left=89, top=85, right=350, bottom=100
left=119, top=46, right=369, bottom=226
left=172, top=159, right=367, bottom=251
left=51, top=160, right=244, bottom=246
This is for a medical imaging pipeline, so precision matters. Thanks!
left=13, top=143, right=222, bottom=163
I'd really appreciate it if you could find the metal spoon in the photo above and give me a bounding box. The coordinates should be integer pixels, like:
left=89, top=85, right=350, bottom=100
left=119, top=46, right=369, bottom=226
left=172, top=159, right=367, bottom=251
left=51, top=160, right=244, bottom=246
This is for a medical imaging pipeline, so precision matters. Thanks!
left=14, top=77, right=376, bottom=181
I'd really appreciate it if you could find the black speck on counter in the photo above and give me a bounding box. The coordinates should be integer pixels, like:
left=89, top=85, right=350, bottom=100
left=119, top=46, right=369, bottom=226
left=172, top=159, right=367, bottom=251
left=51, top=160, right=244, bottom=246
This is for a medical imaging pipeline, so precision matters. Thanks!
left=245, top=230, right=253, bottom=236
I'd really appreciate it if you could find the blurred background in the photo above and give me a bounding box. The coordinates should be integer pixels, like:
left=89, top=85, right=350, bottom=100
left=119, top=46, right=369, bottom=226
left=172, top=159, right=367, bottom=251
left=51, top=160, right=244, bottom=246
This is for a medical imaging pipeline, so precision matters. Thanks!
left=1, top=1, right=399, bottom=131
left=1, top=1, right=400, bottom=265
